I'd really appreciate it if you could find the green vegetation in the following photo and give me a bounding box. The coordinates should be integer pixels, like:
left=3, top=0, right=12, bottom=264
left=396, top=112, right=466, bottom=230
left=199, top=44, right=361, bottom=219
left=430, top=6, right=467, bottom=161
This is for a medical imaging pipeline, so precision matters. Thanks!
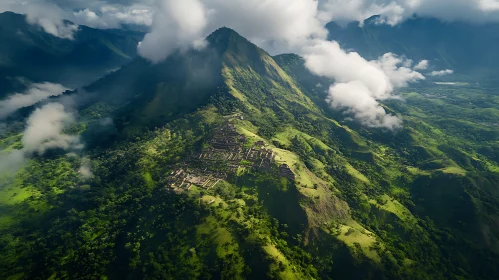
left=0, top=27, right=499, bottom=280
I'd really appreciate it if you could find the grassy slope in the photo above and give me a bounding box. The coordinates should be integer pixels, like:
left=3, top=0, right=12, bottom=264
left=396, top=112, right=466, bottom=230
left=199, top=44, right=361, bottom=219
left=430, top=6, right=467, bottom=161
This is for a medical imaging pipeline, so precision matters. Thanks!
left=274, top=54, right=499, bottom=279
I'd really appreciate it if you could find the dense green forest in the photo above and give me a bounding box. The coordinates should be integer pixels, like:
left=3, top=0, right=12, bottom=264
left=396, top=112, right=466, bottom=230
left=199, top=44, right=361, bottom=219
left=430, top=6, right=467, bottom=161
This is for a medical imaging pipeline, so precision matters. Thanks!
left=1, top=27, right=499, bottom=280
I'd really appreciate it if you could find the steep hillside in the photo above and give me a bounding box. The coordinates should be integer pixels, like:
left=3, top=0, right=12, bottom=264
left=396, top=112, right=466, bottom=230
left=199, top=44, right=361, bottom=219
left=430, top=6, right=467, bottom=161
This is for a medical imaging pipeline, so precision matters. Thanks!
left=276, top=53, right=499, bottom=279
left=0, top=11, right=144, bottom=96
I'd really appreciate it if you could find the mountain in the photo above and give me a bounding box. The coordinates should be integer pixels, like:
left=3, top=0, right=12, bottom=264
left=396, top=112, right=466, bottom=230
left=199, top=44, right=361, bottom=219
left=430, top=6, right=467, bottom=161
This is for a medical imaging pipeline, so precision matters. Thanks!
left=0, top=11, right=144, bottom=96
left=1, top=27, right=499, bottom=280
left=79, top=27, right=325, bottom=134
left=327, top=16, right=499, bottom=73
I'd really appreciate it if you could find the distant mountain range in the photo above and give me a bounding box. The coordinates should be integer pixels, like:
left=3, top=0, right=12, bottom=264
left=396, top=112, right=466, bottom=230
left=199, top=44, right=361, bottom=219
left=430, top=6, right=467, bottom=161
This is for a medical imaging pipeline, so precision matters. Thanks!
left=327, top=16, right=499, bottom=73
left=0, top=11, right=144, bottom=96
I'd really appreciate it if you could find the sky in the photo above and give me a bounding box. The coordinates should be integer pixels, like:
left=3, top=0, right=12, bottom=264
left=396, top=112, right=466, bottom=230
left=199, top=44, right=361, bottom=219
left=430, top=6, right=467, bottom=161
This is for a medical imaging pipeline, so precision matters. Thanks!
left=1, top=0, right=497, bottom=128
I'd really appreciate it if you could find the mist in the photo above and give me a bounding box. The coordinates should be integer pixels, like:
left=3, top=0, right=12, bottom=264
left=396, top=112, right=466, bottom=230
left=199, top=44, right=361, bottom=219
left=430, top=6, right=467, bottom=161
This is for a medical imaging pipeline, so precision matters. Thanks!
left=0, top=82, right=69, bottom=119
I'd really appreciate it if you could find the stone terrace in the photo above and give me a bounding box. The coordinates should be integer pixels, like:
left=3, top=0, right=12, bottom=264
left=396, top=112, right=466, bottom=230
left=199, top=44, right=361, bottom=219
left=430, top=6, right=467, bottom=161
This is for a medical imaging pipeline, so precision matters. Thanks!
left=164, top=115, right=295, bottom=194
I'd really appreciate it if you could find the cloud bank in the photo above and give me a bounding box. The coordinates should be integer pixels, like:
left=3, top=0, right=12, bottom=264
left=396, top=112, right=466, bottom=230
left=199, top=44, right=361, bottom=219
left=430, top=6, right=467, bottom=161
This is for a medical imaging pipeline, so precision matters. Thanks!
left=5, top=0, right=499, bottom=40
left=318, top=0, right=499, bottom=26
left=304, top=42, right=424, bottom=128
left=0, top=82, right=69, bottom=119
left=73, top=4, right=153, bottom=29
left=137, top=0, right=207, bottom=63
left=414, top=59, right=429, bottom=70
left=0, top=149, right=25, bottom=176
left=24, top=1, right=79, bottom=39
left=78, top=157, right=93, bottom=179
left=22, top=102, right=81, bottom=154
left=0, top=0, right=152, bottom=39
left=0, top=102, right=81, bottom=175
left=430, top=69, right=454, bottom=76
left=326, top=81, right=402, bottom=129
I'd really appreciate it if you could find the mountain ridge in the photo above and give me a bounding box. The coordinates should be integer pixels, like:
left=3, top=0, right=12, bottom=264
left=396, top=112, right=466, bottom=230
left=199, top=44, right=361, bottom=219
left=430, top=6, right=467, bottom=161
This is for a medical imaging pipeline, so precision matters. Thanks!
left=326, top=16, right=499, bottom=72
left=0, top=11, right=144, bottom=96
left=79, top=27, right=323, bottom=134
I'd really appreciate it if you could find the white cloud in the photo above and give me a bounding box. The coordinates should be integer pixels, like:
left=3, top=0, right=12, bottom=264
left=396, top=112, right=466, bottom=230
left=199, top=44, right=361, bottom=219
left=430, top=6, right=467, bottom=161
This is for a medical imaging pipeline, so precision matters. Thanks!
left=73, top=9, right=99, bottom=25
left=1, top=1, right=152, bottom=37
left=5, top=0, right=499, bottom=36
left=0, top=149, right=25, bottom=176
left=318, top=0, right=499, bottom=26
left=480, top=0, right=499, bottom=10
left=137, top=0, right=207, bottom=63
left=414, top=59, right=429, bottom=70
left=73, top=5, right=153, bottom=29
left=78, top=157, right=93, bottom=179
left=0, top=1, right=78, bottom=39
left=204, top=0, right=327, bottom=48
left=22, top=103, right=81, bottom=154
left=24, top=1, right=79, bottom=39
left=0, top=82, right=70, bottom=119
left=303, top=40, right=393, bottom=99
left=303, top=41, right=424, bottom=128
left=326, top=81, right=402, bottom=129
left=138, top=0, right=329, bottom=61
left=0, top=99, right=92, bottom=177
left=373, top=53, right=425, bottom=88
left=0, top=1, right=19, bottom=13
left=430, top=69, right=454, bottom=76
left=101, top=5, right=153, bottom=26
left=318, top=0, right=406, bottom=26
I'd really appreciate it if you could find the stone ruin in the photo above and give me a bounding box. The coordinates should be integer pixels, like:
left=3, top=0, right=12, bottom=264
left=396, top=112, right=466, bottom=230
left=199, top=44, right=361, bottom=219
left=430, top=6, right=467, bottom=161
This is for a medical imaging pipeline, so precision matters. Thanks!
left=164, top=115, right=296, bottom=194
left=279, top=164, right=296, bottom=181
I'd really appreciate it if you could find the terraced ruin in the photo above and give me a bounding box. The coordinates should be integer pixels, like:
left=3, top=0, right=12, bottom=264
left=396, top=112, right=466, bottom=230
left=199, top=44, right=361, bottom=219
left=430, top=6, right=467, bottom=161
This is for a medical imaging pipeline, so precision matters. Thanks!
left=165, top=115, right=295, bottom=194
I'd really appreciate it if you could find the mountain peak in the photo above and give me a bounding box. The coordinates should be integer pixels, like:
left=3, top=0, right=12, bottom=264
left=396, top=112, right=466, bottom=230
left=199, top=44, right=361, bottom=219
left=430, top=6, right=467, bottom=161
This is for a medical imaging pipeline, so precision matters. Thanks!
left=205, top=26, right=269, bottom=71
left=207, top=27, right=243, bottom=41
left=0, top=11, right=27, bottom=27
left=206, top=27, right=256, bottom=54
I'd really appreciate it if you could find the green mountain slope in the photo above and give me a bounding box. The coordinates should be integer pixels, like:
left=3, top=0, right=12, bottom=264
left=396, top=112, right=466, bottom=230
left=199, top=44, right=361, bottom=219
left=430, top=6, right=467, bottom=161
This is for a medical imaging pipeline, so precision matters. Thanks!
left=0, top=11, right=144, bottom=96
left=1, top=27, right=499, bottom=280
left=275, top=53, right=499, bottom=278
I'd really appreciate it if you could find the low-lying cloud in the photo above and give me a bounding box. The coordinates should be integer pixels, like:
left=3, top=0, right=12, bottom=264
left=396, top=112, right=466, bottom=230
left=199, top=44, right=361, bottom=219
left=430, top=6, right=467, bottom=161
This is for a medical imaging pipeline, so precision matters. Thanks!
left=0, top=102, right=81, bottom=175
left=373, top=53, right=425, bottom=88
left=5, top=0, right=499, bottom=41
left=414, top=59, right=430, bottom=70
left=24, top=1, right=79, bottom=39
left=1, top=1, right=152, bottom=39
left=318, top=0, right=499, bottom=26
left=0, top=149, right=25, bottom=177
left=73, top=4, right=153, bottom=29
left=0, top=82, right=69, bottom=119
left=326, top=81, right=402, bottom=129
left=304, top=41, right=424, bottom=128
left=22, top=102, right=81, bottom=154
left=137, top=0, right=207, bottom=63
left=78, top=157, right=93, bottom=179
left=430, top=69, right=454, bottom=76
left=138, top=0, right=329, bottom=61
